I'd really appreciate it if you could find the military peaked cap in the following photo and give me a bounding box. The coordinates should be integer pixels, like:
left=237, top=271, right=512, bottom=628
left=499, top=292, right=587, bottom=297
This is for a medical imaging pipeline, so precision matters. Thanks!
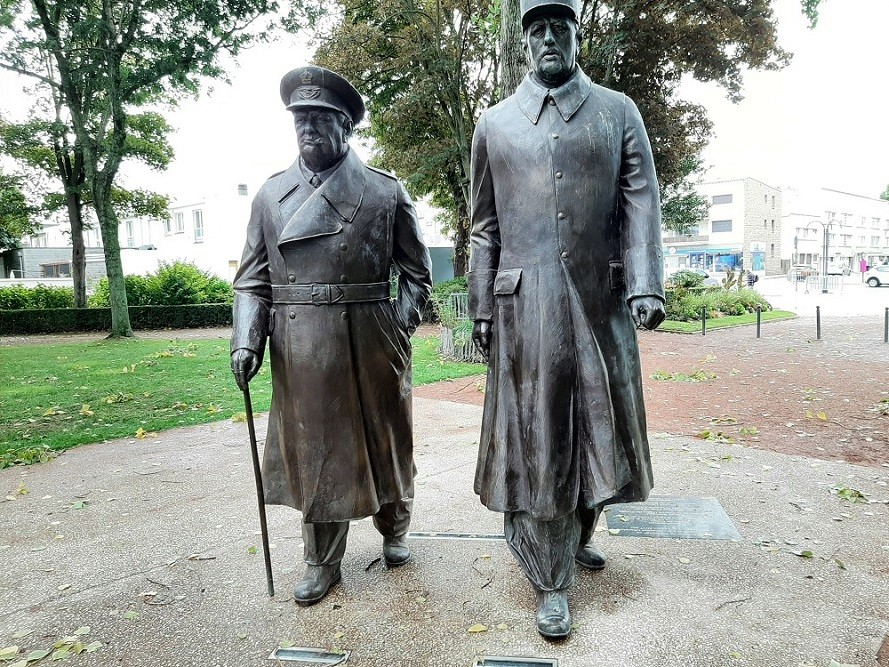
left=520, top=0, right=580, bottom=27
left=279, top=66, right=366, bottom=125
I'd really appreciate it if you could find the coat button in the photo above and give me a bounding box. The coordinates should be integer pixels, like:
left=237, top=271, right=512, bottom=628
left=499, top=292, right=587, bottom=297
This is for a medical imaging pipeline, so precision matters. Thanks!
left=289, top=311, right=296, bottom=319
left=561, top=251, right=569, bottom=259
left=340, top=243, right=348, bottom=251
left=288, top=274, right=295, bottom=283
left=552, top=133, right=559, bottom=139
left=548, top=97, right=556, bottom=106
left=558, top=211, right=566, bottom=219
left=555, top=171, right=563, bottom=179
left=341, top=311, right=348, bottom=320
left=340, top=275, right=348, bottom=283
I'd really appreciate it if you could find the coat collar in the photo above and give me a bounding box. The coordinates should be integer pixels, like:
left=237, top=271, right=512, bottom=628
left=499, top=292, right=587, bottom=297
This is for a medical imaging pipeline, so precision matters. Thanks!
left=277, top=148, right=366, bottom=246
left=515, top=68, right=592, bottom=124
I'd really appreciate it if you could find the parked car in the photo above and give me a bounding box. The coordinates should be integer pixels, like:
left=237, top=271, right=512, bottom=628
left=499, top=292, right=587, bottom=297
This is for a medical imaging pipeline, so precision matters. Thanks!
left=826, top=263, right=851, bottom=276
left=865, top=265, right=889, bottom=287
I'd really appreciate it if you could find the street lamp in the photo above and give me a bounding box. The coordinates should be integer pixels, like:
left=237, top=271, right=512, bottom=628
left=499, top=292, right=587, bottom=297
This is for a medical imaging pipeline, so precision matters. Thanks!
left=805, top=218, right=842, bottom=294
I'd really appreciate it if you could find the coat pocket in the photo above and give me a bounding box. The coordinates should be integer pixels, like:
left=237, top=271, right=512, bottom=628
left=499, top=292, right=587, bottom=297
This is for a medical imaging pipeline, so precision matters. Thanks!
left=608, top=261, right=625, bottom=292
left=493, top=268, right=522, bottom=295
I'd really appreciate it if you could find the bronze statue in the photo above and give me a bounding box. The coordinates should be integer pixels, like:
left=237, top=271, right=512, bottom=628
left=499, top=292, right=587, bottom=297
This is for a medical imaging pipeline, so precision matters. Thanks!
left=468, top=0, right=665, bottom=638
left=230, top=66, right=433, bottom=605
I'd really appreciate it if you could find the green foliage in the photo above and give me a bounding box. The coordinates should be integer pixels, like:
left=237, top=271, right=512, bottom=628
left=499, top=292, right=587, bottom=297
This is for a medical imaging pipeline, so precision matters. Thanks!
left=428, top=276, right=468, bottom=324
left=665, top=285, right=771, bottom=322
left=0, top=169, right=38, bottom=250
left=88, top=261, right=233, bottom=307
left=668, top=270, right=705, bottom=289
left=0, top=304, right=233, bottom=335
left=881, top=184, right=889, bottom=202
left=661, top=157, right=710, bottom=235
left=651, top=369, right=718, bottom=382
left=0, top=284, right=75, bottom=309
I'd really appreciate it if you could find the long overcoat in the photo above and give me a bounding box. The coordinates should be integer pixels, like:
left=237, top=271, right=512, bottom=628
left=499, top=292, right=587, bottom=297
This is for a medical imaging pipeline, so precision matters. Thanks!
left=468, top=69, right=664, bottom=522
left=232, top=149, right=432, bottom=523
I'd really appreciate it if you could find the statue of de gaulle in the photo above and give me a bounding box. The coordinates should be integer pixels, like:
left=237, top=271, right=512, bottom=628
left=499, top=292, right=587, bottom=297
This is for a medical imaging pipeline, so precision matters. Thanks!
left=468, top=0, right=666, bottom=639
left=230, top=66, right=433, bottom=605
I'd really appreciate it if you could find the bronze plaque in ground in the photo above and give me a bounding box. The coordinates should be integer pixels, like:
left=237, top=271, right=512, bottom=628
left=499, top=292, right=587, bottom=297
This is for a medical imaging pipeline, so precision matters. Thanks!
left=604, top=496, right=742, bottom=540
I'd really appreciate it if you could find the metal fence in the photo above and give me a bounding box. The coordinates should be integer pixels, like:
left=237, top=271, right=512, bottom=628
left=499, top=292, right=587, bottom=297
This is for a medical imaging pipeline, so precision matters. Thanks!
left=439, top=292, right=485, bottom=363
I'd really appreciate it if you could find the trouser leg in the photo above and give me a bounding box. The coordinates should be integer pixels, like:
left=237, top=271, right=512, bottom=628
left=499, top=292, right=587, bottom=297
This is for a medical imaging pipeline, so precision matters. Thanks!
left=302, top=520, right=349, bottom=566
left=504, top=511, right=581, bottom=592
left=373, top=480, right=414, bottom=538
left=577, top=505, right=603, bottom=549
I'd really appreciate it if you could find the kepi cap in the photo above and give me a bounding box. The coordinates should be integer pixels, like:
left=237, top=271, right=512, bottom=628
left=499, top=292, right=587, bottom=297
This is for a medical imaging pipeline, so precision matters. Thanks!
left=279, top=66, right=365, bottom=125
left=520, top=0, right=580, bottom=27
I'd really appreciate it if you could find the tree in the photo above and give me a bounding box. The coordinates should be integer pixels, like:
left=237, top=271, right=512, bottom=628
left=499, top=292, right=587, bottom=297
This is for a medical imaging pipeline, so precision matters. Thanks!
left=0, top=105, right=173, bottom=307
left=0, top=169, right=37, bottom=251
left=880, top=184, right=889, bottom=202
left=0, top=0, right=279, bottom=336
left=660, top=158, right=710, bottom=236
left=306, top=0, right=500, bottom=276
left=301, top=0, right=820, bottom=276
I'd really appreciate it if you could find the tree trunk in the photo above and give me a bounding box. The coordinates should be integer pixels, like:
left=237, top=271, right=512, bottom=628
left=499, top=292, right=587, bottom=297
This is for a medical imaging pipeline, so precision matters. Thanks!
left=65, top=191, right=87, bottom=307
left=93, top=187, right=132, bottom=337
left=500, top=0, right=525, bottom=99
left=452, top=195, right=470, bottom=277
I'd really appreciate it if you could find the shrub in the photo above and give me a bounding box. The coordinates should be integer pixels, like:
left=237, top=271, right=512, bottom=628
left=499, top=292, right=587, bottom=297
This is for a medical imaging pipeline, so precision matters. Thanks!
left=87, top=261, right=233, bottom=307
left=665, top=286, right=771, bottom=322
left=0, top=284, right=74, bottom=309
left=0, top=304, right=232, bottom=335
left=667, top=270, right=705, bottom=289
left=427, top=276, right=468, bottom=324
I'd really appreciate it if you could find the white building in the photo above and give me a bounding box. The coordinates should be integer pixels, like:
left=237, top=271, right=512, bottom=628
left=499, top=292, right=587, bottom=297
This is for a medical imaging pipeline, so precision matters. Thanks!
left=781, top=187, right=889, bottom=272
left=663, top=177, right=783, bottom=276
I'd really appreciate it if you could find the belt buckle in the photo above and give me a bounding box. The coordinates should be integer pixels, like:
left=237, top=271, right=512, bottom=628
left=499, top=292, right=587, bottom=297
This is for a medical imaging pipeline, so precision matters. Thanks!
left=310, top=283, right=344, bottom=305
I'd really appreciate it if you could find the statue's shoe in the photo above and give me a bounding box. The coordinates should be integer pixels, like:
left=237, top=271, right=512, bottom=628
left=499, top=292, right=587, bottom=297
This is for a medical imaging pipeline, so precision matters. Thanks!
left=294, top=564, right=341, bottom=606
left=575, top=542, right=607, bottom=570
left=383, top=536, right=411, bottom=566
left=535, top=590, right=572, bottom=639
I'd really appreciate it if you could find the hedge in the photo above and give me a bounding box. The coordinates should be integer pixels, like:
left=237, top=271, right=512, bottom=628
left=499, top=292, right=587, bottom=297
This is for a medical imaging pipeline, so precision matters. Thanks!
left=0, top=284, right=75, bottom=310
left=0, top=304, right=232, bottom=335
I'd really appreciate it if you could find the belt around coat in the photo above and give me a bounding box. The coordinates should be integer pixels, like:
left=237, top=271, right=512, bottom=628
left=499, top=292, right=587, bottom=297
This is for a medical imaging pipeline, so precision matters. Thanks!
left=271, top=282, right=390, bottom=305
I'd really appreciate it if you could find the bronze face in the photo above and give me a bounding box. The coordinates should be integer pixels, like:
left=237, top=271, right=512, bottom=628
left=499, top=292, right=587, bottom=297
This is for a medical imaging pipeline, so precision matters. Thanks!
left=293, top=108, right=352, bottom=172
left=524, top=15, right=578, bottom=87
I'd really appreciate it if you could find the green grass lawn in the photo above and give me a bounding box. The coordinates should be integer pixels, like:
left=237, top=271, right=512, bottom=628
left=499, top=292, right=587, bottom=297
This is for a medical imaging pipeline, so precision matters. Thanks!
left=0, top=335, right=484, bottom=466
left=658, top=309, right=797, bottom=333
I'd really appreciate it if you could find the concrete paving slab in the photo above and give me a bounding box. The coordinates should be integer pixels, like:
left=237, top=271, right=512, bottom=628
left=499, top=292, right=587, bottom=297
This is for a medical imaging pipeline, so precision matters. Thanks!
left=1, top=398, right=887, bottom=667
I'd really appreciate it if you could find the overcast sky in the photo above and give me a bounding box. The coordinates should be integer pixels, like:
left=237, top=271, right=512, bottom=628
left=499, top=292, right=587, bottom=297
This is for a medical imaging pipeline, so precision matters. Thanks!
left=1, top=0, right=887, bottom=203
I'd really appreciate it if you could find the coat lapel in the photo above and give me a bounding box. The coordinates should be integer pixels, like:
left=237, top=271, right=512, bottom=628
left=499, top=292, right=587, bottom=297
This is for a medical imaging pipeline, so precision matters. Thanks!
left=277, top=150, right=366, bottom=247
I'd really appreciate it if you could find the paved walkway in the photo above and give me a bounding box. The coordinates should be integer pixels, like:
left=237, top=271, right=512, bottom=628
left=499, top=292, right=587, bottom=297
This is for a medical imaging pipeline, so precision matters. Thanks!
left=2, top=398, right=887, bottom=666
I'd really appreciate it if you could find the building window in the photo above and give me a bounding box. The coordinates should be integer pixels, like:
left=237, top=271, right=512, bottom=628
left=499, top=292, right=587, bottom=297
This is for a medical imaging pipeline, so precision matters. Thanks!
left=712, top=194, right=732, bottom=205
left=30, top=233, right=48, bottom=247
left=41, top=262, right=70, bottom=277
left=770, top=220, right=775, bottom=233
left=174, top=212, right=185, bottom=233
left=238, top=184, right=248, bottom=196
left=711, top=219, right=732, bottom=233
left=163, top=218, right=172, bottom=235
left=872, top=236, right=881, bottom=246
left=126, top=220, right=135, bottom=247
left=770, top=243, right=775, bottom=257
left=772, top=195, right=776, bottom=208
left=873, top=217, right=881, bottom=229
left=763, top=194, right=768, bottom=203
left=826, top=211, right=836, bottom=222
left=193, top=209, right=204, bottom=242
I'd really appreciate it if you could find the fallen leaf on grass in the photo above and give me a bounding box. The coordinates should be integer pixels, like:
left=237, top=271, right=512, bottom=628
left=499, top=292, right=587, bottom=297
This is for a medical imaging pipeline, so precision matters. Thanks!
left=123, top=610, right=139, bottom=621
left=73, top=626, right=90, bottom=636
left=231, top=412, right=247, bottom=423
left=333, top=632, right=345, bottom=640
left=25, top=648, right=50, bottom=661
left=793, top=550, right=814, bottom=559
left=71, top=500, right=88, bottom=510
left=467, top=624, right=488, bottom=634
left=830, top=485, right=868, bottom=503
left=79, top=404, right=94, bottom=417
left=84, top=641, right=101, bottom=653
left=247, top=546, right=257, bottom=555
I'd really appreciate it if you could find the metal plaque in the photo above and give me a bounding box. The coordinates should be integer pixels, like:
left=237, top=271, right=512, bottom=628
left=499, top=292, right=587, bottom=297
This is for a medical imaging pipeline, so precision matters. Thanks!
left=604, top=496, right=742, bottom=541
left=473, top=657, right=558, bottom=667
left=409, top=531, right=505, bottom=541
left=268, top=647, right=349, bottom=664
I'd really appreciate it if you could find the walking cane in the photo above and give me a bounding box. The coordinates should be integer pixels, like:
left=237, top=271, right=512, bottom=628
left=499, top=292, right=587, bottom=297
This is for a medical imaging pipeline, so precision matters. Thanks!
left=242, top=383, right=274, bottom=597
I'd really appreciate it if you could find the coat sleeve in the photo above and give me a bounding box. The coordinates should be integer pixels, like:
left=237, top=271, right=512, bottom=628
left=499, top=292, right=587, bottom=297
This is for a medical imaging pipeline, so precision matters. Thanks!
left=467, top=114, right=500, bottom=322
left=231, top=189, right=273, bottom=356
left=392, top=181, right=433, bottom=336
left=619, top=95, right=665, bottom=303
